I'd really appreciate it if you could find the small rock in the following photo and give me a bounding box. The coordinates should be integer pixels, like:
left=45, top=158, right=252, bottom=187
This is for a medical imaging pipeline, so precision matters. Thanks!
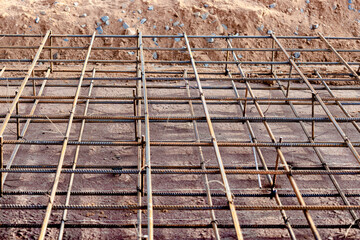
left=294, top=31, right=298, bottom=35
left=40, top=11, right=46, bottom=15
left=204, top=4, right=209, bottom=8
left=237, top=54, right=243, bottom=59
left=305, top=0, right=310, bottom=3
left=269, top=3, right=277, bottom=8
left=118, top=18, right=123, bottom=22
left=174, top=37, right=181, bottom=42
left=137, top=9, right=142, bottom=14
left=293, top=52, right=301, bottom=58
left=81, top=24, right=86, bottom=28
left=165, top=25, right=170, bottom=31
left=128, top=51, right=135, bottom=55
left=257, top=25, right=264, bottom=31
left=222, top=24, right=228, bottom=30
left=79, top=13, right=87, bottom=18
left=148, top=6, right=153, bottom=11
left=153, top=25, right=156, bottom=29
left=153, top=37, right=157, bottom=42
left=348, top=5, right=353, bottom=10
left=193, top=12, right=201, bottom=17
left=140, top=18, right=147, bottom=24
left=123, top=22, right=130, bottom=29
left=179, top=23, right=184, bottom=27
left=35, top=16, right=40, bottom=23
left=267, top=30, right=273, bottom=34
left=64, top=38, right=69, bottom=42
left=173, top=21, right=180, bottom=26
left=74, top=2, right=78, bottom=6
left=53, top=53, right=59, bottom=59
left=125, top=27, right=136, bottom=35
left=204, top=64, right=209, bottom=67
left=121, top=10, right=125, bottom=13
left=64, top=6, right=70, bottom=12
left=207, top=37, right=214, bottom=43
left=95, top=26, right=103, bottom=34
left=348, top=0, right=352, bottom=3
left=101, top=16, right=109, bottom=22
left=105, top=20, right=110, bottom=25
left=201, top=12, right=209, bottom=20
left=300, top=8, right=304, bottom=13
left=153, top=52, right=158, bottom=59
left=311, top=24, right=319, bottom=29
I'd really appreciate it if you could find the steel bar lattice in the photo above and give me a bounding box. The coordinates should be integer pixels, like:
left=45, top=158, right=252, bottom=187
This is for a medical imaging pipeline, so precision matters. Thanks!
left=0, top=32, right=360, bottom=239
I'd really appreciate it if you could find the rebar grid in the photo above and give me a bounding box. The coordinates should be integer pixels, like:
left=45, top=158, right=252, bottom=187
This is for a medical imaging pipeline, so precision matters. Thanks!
left=0, top=32, right=360, bottom=239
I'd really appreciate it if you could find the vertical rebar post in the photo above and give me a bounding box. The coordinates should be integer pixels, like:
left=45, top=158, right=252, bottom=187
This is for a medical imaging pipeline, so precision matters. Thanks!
left=15, top=91, right=20, bottom=140
left=49, top=31, right=54, bottom=72
left=311, top=90, right=315, bottom=143
left=272, top=137, right=283, bottom=189
left=270, top=38, right=275, bottom=74
left=0, top=136, right=3, bottom=197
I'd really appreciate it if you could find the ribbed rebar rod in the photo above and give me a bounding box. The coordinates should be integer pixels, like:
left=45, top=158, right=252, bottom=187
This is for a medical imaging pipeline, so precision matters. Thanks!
left=2, top=94, right=360, bottom=102
left=184, top=70, right=220, bottom=239
left=2, top=168, right=360, bottom=175
left=184, top=33, right=243, bottom=240
left=4, top=204, right=360, bottom=211
left=58, top=68, right=96, bottom=240
left=38, top=32, right=96, bottom=240
left=139, top=31, right=154, bottom=240
left=0, top=223, right=358, bottom=229
left=4, top=140, right=360, bottom=148
left=318, top=32, right=360, bottom=81
left=4, top=190, right=360, bottom=198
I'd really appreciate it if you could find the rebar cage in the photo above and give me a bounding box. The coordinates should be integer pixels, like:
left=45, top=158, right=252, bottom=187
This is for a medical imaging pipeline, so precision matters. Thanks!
left=0, top=32, right=360, bottom=239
